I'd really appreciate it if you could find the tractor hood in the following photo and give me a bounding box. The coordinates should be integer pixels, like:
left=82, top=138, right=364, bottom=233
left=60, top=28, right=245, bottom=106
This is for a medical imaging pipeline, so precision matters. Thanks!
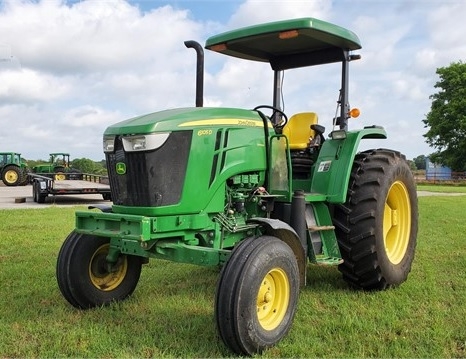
left=104, top=107, right=266, bottom=135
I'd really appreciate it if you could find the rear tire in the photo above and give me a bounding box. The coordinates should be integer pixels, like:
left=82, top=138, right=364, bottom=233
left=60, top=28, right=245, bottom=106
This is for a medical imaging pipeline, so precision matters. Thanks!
left=34, top=182, right=46, bottom=203
left=54, top=167, right=66, bottom=180
left=68, top=169, right=81, bottom=180
left=215, top=236, right=299, bottom=355
left=32, top=182, right=37, bottom=202
left=54, top=172, right=66, bottom=181
left=19, top=169, right=29, bottom=186
left=56, top=231, right=142, bottom=309
left=2, top=165, right=21, bottom=186
left=332, top=149, right=418, bottom=290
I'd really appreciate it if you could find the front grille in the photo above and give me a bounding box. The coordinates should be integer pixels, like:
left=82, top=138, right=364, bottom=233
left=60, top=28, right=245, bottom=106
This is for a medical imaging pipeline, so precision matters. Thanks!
left=106, top=131, right=192, bottom=206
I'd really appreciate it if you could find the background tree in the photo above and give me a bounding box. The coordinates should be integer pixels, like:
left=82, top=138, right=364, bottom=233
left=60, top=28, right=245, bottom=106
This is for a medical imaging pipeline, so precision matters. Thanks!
left=413, top=155, right=426, bottom=170
left=407, top=160, right=417, bottom=171
left=423, top=61, right=466, bottom=171
left=71, top=158, right=107, bottom=175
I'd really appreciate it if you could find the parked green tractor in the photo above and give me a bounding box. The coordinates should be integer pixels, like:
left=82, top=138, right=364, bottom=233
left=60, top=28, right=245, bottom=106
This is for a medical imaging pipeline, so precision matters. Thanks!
left=32, top=152, right=78, bottom=180
left=0, top=152, right=29, bottom=186
left=56, top=17, right=418, bottom=355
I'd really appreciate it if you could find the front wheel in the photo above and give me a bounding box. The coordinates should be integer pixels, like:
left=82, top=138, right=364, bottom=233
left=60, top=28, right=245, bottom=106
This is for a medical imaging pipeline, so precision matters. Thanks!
left=56, top=231, right=143, bottom=309
left=215, top=236, right=300, bottom=355
left=333, top=149, right=418, bottom=290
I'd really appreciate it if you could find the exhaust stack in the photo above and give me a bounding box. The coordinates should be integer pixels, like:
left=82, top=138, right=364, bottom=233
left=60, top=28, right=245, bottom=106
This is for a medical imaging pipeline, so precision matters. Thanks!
left=184, top=40, right=204, bottom=107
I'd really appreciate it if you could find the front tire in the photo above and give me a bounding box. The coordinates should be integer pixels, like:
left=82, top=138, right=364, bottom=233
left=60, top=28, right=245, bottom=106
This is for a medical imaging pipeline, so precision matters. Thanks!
left=56, top=231, right=142, bottom=309
left=215, top=236, right=300, bottom=355
left=333, top=149, right=418, bottom=290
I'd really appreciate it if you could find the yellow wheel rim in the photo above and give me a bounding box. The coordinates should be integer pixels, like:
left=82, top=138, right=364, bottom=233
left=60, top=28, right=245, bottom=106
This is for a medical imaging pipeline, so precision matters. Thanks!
left=89, top=244, right=127, bottom=291
left=256, top=268, right=290, bottom=330
left=55, top=173, right=66, bottom=181
left=5, top=170, right=18, bottom=184
left=383, top=180, right=411, bottom=265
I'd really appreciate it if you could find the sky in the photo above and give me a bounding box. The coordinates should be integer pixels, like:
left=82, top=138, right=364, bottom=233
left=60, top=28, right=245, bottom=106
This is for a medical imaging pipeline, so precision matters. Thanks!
left=1, top=0, right=465, bottom=161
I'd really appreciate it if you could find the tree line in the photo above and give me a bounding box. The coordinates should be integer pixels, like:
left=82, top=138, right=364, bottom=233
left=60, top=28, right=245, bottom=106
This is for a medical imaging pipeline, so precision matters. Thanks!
left=423, top=61, right=466, bottom=171
left=26, top=158, right=107, bottom=175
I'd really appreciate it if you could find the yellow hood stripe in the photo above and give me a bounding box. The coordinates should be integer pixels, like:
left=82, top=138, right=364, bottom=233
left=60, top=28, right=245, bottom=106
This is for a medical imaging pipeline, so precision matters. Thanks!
left=178, top=119, right=272, bottom=128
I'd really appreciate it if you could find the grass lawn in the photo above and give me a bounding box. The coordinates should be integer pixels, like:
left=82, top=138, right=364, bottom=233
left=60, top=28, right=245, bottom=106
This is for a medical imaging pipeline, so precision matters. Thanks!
left=417, top=183, right=466, bottom=193
left=1, top=190, right=465, bottom=358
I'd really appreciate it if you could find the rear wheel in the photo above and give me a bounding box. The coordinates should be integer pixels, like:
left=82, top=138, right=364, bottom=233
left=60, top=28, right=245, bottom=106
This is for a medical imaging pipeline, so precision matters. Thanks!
left=2, top=165, right=21, bottom=186
left=54, top=173, right=66, bottom=181
left=56, top=231, right=142, bottom=309
left=32, top=182, right=37, bottom=202
left=68, top=169, right=81, bottom=180
left=333, top=149, right=418, bottom=290
left=54, top=167, right=66, bottom=180
left=34, top=182, right=47, bottom=203
left=19, top=169, right=29, bottom=186
left=215, top=236, right=299, bottom=355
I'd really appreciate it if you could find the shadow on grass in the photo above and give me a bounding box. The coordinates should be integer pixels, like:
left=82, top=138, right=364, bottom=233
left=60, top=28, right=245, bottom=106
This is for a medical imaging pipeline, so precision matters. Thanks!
left=54, top=262, right=231, bottom=357
left=65, top=263, right=355, bottom=357
left=304, top=264, right=349, bottom=292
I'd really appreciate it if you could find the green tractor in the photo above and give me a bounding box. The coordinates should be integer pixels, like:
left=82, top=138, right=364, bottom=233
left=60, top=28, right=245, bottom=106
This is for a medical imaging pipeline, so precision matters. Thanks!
left=0, top=152, right=29, bottom=186
left=56, top=18, right=418, bottom=355
left=32, top=152, right=78, bottom=180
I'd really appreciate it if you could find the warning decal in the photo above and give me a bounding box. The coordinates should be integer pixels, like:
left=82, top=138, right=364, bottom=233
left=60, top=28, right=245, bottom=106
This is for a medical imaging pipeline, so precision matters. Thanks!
left=317, top=160, right=332, bottom=172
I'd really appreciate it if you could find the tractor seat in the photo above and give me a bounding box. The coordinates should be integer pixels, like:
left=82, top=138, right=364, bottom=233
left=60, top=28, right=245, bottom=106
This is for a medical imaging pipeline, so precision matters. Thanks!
left=282, top=112, right=318, bottom=150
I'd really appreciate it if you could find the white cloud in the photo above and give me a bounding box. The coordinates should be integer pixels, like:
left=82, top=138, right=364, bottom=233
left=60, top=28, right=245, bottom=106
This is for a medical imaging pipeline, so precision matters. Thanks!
left=0, top=68, right=70, bottom=103
left=228, top=0, right=331, bottom=28
left=65, top=105, right=120, bottom=127
left=0, top=0, right=201, bottom=73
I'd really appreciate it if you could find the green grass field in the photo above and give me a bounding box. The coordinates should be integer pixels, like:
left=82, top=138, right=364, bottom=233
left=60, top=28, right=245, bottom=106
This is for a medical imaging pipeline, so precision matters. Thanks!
left=1, top=190, right=465, bottom=358
left=417, top=183, right=466, bottom=193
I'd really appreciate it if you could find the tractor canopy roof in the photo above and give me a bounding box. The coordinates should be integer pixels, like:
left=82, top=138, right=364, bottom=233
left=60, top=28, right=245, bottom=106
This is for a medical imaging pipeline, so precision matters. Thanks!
left=205, top=17, right=361, bottom=70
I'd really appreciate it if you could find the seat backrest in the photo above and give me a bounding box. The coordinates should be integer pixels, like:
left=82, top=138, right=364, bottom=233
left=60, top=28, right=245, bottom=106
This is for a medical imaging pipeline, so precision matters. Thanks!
left=282, top=112, right=318, bottom=150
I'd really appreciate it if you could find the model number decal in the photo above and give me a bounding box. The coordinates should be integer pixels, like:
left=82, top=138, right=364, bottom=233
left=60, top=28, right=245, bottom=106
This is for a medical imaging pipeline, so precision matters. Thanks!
left=197, top=129, right=213, bottom=136
left=317, top=160, right=331, bottom=172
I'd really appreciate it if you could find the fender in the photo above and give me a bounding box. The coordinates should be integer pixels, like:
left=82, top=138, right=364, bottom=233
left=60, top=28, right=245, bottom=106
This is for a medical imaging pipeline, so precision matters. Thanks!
left=247, top=217, right=307, bottom=286
left=311, top=126, right=387, bottom=203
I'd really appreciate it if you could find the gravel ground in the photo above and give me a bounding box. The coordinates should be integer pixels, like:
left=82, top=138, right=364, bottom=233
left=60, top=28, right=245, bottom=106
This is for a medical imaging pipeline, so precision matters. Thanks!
left=1, top=182, right=464, bottom=210
left=0, top=182, right=111, bottom=209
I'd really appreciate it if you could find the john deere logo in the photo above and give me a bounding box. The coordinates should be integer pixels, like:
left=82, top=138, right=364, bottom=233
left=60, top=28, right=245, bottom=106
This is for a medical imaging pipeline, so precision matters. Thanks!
left=116, top=162, right=126, bottom=175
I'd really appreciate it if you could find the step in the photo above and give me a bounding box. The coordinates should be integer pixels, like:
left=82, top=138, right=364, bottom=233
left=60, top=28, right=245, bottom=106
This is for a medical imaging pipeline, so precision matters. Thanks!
left=308, top=225, right=335, bottom=232
left=315, top=256, right=344, bottom=266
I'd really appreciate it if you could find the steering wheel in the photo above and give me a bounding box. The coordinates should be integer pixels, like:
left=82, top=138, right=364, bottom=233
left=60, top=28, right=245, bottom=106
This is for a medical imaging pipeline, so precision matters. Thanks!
left=253, top=105, right=288, bottom=130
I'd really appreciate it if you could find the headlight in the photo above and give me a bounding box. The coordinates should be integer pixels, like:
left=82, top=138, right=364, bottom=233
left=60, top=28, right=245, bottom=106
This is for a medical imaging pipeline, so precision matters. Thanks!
left=103, top=136, right=115, bottom=153
left=122, top=133, right=170, bottom=152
